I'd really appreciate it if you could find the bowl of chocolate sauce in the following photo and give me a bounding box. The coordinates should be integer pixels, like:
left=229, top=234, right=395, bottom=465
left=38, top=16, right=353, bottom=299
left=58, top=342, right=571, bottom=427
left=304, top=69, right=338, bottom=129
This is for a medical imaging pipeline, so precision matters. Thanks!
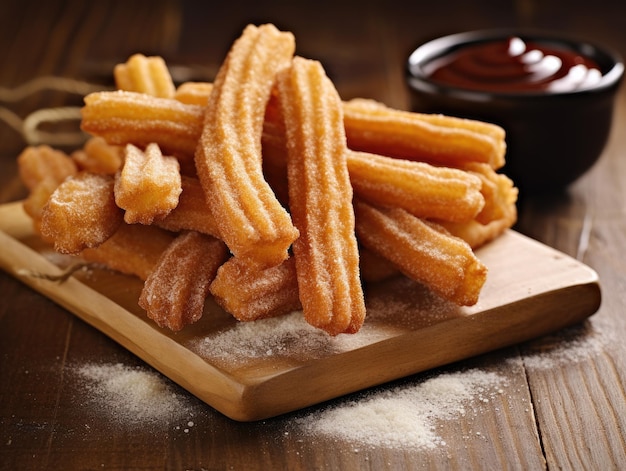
left=406, top=29, right=623, bottom=193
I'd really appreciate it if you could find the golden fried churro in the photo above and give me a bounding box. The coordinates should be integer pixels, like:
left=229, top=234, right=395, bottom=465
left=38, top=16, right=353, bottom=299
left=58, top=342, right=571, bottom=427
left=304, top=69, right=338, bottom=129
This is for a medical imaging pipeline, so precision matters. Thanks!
left=114, top=53, right=176, bottom=98
left=278, top=56, right=365, bottom=335
left=40, top=173, right=124, bottom=254
left=194, top=24, right=298, bottom=267
left=139, top=231, right=228, bottom=331
left=174, top=82, right=214, bottom=105
left=354, top=200, right=487, bottom=306
left=71, top=136, right=123, bottom=175
left=464, top=163, right=518, bottom=225
left=81, top=223, right=175, bottom=280
left=210, top=256, right=301, bottom=322
left=433, top=163, right=518, bottom=249
left=342, top=98, right=506, bottom=169
left=156, top=175, right=221, bottom=237
left=114, top=143, right=182, bottom=225
left=17, top=145, right=78, bottom=230
left=17, top=145, right=77, bottom=191
left=347, top=150, right=484, bottom=222
left=81, top=91, right=204, bottom=170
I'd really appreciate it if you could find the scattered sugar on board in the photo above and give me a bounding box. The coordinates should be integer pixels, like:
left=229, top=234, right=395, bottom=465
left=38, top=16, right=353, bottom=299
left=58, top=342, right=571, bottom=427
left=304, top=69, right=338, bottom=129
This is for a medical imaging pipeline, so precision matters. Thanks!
left=75, top=362, right=197, bottom=430
left=189, top=312, right=390, bottom=365
left=290, top=368, right=506, bottom=450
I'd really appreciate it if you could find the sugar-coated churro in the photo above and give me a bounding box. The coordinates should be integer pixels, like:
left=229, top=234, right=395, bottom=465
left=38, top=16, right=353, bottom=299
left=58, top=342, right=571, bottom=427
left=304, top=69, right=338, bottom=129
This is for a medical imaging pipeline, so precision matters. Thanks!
left=81, top=90, right=204, bottom=172
left=81, top=223, right=175, bottom=281
left=156, top=175, right=221, bottom=238
left=139, top=231, right=228, bottom=331
left=40, top=173, right=124, bottom=254
left=210, top=256, right=301, bottom=322
left=114, top=53, right=176, bottom=98
left=347, top=150, right=484, bottom=222
left=354, top=200, right=487, bottom=306
left=278, top=56, right=365, bottom=335
left=194, top=24, right=299, bottom=267
left=342, top=98, right=506, bottom=169
left=71, top=136, right=123, bottom=175
left=114, top=143, right=182, bottom=225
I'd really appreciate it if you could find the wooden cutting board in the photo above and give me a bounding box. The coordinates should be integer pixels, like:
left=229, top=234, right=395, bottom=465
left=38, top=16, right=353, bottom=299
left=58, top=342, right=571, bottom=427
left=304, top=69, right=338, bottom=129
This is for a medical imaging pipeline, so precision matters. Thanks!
left=0, top=201, right=601, bottom=421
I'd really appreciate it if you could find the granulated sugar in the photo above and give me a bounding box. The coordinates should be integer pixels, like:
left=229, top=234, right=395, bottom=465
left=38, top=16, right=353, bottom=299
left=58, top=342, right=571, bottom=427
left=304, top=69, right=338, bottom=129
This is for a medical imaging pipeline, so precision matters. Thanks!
left=521, top=324, right=612, bottom=370
left=292, top=368, right=506, bottom=450
left=189, top=312, right=389, bottom=366
left=75, top=362, right=196, bottom=427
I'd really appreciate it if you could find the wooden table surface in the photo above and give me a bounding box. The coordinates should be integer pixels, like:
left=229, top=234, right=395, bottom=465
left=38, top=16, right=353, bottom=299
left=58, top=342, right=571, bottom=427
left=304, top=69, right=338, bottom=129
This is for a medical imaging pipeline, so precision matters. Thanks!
left=1, top=0, right=625, bottom=469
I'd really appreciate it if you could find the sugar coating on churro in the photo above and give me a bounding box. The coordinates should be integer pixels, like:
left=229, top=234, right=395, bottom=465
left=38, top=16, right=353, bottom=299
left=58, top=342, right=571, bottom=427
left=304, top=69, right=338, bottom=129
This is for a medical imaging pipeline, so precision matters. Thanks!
left=156, top=175, right=221, bottom=238
left=17, top=145, right=77, bottom=191
left=343, top=98, right=506, bottom=170
left=139, top=231, right=228, bottom=331
left=114, top=53, right=176, bottom=98
left=81, top=223, right=175, bottom=281
left=210, top=256, right=301, bottom=322
left=81, top=91, right=204, bottom=172
left=114, top=143, right=182, bottom=225
left=347, top=150, right=485, bottom=223
left=194, top=24, right=299, bottom=267
left=278, top=56, right=366, bottom=335
left=354, top=201, right=487, bottom=306
left=40, top=173, right=123, bottom=254
left=71, top=136, right=123, bottom=175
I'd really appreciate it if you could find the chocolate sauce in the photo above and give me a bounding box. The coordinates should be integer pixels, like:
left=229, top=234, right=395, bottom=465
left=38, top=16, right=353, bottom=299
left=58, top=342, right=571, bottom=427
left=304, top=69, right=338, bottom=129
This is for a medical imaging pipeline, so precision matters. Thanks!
left=426, top=37, right=602, bottom=92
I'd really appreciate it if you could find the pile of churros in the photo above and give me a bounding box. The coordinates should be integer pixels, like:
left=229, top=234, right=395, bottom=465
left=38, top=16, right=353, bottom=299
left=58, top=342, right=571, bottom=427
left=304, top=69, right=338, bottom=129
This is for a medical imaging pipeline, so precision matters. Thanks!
left=17, top=24, right=517, bottom=335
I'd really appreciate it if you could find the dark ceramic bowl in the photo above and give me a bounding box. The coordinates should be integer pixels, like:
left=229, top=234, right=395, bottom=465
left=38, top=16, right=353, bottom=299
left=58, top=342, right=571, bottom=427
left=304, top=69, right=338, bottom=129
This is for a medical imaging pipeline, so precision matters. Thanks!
left=406, top=29, right=624, bottom=193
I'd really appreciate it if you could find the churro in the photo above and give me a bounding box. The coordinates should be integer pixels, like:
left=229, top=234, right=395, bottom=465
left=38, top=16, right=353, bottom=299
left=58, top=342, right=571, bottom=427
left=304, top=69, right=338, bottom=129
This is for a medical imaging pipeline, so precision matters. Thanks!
left=194, top=24, right=298, bottom=267
left=278, top=56, right=365, bottom=335
left=347, top=150, right=484, bottom=222
left=156, top=175, right=221, bottom=238
left=342, top=98, right=506, bottom=169
left=81, top=90, right=204, bottom=171
left=17, top=145, right=77, bottom=191
left=210, top=256, right=301, bottom=322
left=71, top=136, right=123, bottom=175
left=354, top=200, right=487, bottom=306
left=114, top=143, right=182, bottom=225
left=139, top=231, right=228, bottom=331
left=81, top=223, right=175, bottom=280
left=174, top=82, right=214, bottom=105
left=40, top=173, right=123, bottom=254
left=114, top=53, right=176, bottom=98
left=17, top=145, right=78, bottom=230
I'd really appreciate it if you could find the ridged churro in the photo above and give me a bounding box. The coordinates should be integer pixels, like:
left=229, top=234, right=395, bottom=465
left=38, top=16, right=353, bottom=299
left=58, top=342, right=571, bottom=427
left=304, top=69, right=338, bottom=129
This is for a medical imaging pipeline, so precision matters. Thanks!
left=114, top=143, right=182, bottom=225
left=17, top=145, right=78, bottom=230
left=174, top=82, right=214, bottom=105
left=139, top=231, right=228, bottom=331
left=342, top=98, right=506, bottom=169
left=40, top=173, right=123, bottom=254
left=81, top=223, right=175, bottom=281
left=17, top=145, right=77, bottom=191
left=347, top=150, right=484, bottom=222
left=210, top=256, right=301, bottom=322
left=71, top=136, right=123, bottom=175
left=114, top=53, right=176, bottom=98
left=81, top=91, right=204, bottom=171
left=194, top=24, right=298, bottom=267
left=156, top=175, right=221, bottom=238
left=278, top=56, right=365, bottom=335
left=354, top=200, right=487, bottom=306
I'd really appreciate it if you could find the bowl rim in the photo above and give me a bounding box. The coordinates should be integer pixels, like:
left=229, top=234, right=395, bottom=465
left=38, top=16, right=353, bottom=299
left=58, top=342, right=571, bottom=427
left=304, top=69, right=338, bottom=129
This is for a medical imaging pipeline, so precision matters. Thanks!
left=406, top=28, right=625, bottom=99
